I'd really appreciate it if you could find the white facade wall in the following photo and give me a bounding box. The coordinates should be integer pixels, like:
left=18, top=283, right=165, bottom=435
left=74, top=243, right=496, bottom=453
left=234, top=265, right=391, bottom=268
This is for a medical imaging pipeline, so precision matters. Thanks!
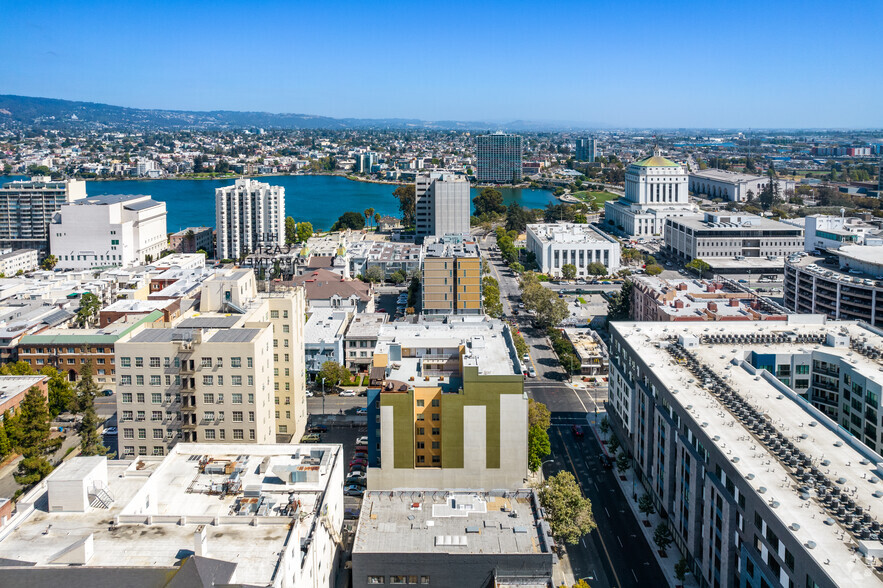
left=215, top=179, right=285, bottom=260
left=0, top=249, right=38, bottom=275
left=526, top=223, right=622, bottom=277
left=415, top=172, right=470, bottom=239
left=50, top=195, right=168, bottom=270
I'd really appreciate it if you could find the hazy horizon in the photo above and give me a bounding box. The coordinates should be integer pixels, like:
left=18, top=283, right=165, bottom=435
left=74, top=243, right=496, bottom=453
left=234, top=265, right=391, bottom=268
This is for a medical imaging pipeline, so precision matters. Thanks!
left=3, top=0, right=882, bottom=128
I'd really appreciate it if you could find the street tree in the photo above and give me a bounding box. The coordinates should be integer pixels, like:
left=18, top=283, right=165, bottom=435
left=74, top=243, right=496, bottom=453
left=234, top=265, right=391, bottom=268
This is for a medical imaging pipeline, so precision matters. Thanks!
left=607, top=280, right=633, bottom=321
left=365, top=266, right=384, bottom=283
left=529, top=399, right=551, bottom=431
left=638, top=492, right=656, bottom=519
left=685, top=258, right=711, bottom=276
left=654, top=521, right=674, bottom=552
left=539, top=471, right=597, bottom=545
left=77, top=362, right=107, bottom=456
left=645, top=264, right=663, bottom=276
left=586, top=262, right=607, bottom=276
left=482, top=276, right=503, bottom=318
left=561, top=264, right=577, bottom=280
left=675, top=558, right=689, bottom=582
left=317, top=361, right=350, bottom=388
left=41, top=366, right=76, bottom=416
left=616, top=452, right=630, bottom=473
left=41, top=255, right=58, bottom=270
left=393, top=184, right=416, bottom=227
left=528, top=424, right=551, bottom=471
left=520, top=272, right=569, bottom=327
left=13, top=387, right=53, bottom=486
left=284, top=216, right=297, bottom=244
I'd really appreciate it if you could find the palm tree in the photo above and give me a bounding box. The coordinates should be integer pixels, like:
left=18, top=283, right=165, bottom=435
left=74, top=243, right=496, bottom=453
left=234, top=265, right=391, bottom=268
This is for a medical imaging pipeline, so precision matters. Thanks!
left=364, top=208, right=375, bottom=229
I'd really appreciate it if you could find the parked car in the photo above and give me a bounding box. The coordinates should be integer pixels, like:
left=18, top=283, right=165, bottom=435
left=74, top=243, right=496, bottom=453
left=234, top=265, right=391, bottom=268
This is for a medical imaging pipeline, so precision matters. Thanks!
left=355, top=444, right=368, bottom=452
left=356, top=436, right=368, bottom=445
left=347, top=475, right=367, bottom=486
left=348, top=467, right=366, bottom=477
left=571, top=425, right=583, bottom=437
left=356, top=407, right=368, bottom=415
left=103, top=426, right=118, bottom=436
left=344, top=508, right=361, bottom=519
left=306, top=390, right=314, bottom=397
left=528, top=366, right=537, bottom=378
left=353, top=452, right=368, bottom=461
left=340, top=389, right=356, bottom=397
left=599, top=454, right=613, bottom=469
left=302, top=433, right=321, bottom=443
left=102, top=389, right=113, bottom=396
left=350, top=458, right=367, bottom=468
left=521, top=353, right=530, bottom=363
left=308, top=424, right=327, bottom=433
left=344, top=485, right=365, bottom=497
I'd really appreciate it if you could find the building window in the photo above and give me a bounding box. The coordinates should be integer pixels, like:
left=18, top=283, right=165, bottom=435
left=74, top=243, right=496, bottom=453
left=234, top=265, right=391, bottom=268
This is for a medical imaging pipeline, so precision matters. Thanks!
left=135, top=357, right=143, bottom=368
left=233, top=429, right=244, bottom=440
left=123, top=428, right=134, bottom=439
left=122, top=392, right=132, bottom=403
left=205, top=429, right=216, bottom=440
left=204, top=393, right=214, bottom=404
left=232, top=393, right=242, bottom=403
left=247, top=357, right=253, bottom=368
left=136, top=375, right=144, bottom=386
left=153, top=428, right=163, bottom=439
left=431, top=413, right=439, bottom=421
left=138, top=429, right=146, bottom=439
left=201, top=357, right=212, bottom=368
left=231, top=357, right=241, bottom=368
left=203, top=375, right=214, bottom=386
left=232, top=376, right=242, bottom=386
left=153, top=447, right=164, bottom=456
left=152, top=411, right=162, bottom=421
left=417, top=399, right=425, bottom=407
left=120, top=375, right=132, bottom=386
left=249, top=430, right=255, bottom=440
left=150, top=375, right=161, bottom=386
left=121, top=357, right=131, bottom=367
left=367, top=577, right=385, bottom=584
left=431, top=399, right=439, bottom=407
left=233, top=411, right=243, bottom=422
left=149, top=357, right=160, bottom=368
left=390, top=577, right=406, bottom=585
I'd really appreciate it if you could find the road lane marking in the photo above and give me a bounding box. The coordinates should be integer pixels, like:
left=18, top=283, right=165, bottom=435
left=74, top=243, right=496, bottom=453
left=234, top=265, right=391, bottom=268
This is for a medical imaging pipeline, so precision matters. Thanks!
left=632, top=569, right=638, bottom=582
left=617, top=536, right=623, bottom=548
left=555, top=427, right=623, bottom=588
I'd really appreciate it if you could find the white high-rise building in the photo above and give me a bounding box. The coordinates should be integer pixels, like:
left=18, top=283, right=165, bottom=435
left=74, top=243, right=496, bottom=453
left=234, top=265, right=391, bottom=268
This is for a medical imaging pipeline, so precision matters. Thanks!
left=50, top=194, right=167, bottom=270
left=604, top=148, right=699, bottom=238
left=215, top=178, right=284, bottom=260
left=415, top=172, right=470, bottom=240
left=0, top=176, right=87, bottom=253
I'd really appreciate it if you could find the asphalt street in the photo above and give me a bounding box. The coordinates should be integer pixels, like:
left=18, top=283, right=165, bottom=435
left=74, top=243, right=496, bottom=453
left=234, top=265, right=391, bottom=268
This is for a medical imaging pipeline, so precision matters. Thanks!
left=546, top=421, right=668, bottom=588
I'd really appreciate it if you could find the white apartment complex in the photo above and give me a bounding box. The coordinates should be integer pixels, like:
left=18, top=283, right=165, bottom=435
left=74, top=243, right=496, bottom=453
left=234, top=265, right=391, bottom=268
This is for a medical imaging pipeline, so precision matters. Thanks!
left=604, top=148, right=699, bottom=237
left=0, top=249, right=39, bottom=275
left=215, top=178, right=285, bottom=260
left=0, top=176, right=87, bottom=252
left=115, top=269, right=308, bottom=457
left=50, top=194, right=168, bottom=270
left=526, top=222, right=621, bottom=277
left=415, top=172, right=470, bottom=240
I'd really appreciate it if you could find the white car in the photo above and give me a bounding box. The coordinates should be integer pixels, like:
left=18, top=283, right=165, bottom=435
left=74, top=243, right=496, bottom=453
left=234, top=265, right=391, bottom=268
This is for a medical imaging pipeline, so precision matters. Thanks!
left=306, top=391, right=314, bottom=397
left=528, top=367, right=537, bottom=378
left=522, top=353, right=530, bottom=363
left=339, top=389, right=356, bottom=397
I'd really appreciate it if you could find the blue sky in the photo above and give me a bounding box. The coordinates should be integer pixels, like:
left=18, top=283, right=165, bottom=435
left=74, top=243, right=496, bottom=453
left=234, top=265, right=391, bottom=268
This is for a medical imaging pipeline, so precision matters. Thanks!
left=2, top=0, right=881, bottom=127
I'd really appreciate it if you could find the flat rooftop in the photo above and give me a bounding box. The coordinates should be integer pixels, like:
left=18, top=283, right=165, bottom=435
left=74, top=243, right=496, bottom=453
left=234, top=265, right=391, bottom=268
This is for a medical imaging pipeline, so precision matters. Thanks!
left=614, top=319, right=883, bottom=585
left=0, top=444, right=342, bottom=585
left=376, top=318, right=521, bottom=384
left=689, top=169, right=767, bottom=183
left=527, top=222, right=615, bottom=245
left=0, top=375, right=46, bottom=399
left=789, top=255, right=883, bottom=285
left=346, top=313, right=387, bottom=338
left=671, top=214, right=802, bottom=233
left=305, top=309, right=351, bottom=343
left=354, top=489, right=552, bottom=555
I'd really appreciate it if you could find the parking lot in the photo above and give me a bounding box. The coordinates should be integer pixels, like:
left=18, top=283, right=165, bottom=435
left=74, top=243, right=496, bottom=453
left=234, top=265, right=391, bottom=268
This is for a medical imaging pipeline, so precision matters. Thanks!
left=306, top=413, right=368, bottom=525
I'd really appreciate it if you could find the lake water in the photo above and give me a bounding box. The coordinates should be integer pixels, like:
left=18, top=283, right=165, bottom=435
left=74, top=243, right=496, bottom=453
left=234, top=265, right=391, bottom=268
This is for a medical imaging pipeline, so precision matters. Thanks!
left=0, top=175, right=556, bottom=232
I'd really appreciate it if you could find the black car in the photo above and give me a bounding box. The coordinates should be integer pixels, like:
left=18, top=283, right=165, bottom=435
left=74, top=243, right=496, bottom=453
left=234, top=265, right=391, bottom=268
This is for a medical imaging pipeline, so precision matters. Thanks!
left=599, top=454, right=613, bottom=469
left=308, top=424, right=328, bottom=433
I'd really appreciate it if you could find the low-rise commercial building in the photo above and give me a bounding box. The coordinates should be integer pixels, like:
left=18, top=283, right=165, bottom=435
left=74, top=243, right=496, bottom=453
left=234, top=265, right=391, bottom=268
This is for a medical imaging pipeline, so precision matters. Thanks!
left=352, top=489, right=555, bottom=588
left=0, top=375, right=48, bottom=415
left=304, top=309, right=352, bottom=379
left=0, top=445, right=344, bottom=588
left=689, top=169, right=794, bottom=202
left=664, top=212, right=804, bottom=262
left=562, top=328, right=608, bottom=375
left=343, top=313, right=386, bottom=372
left=784, top=246, right=883, bottom=328
left=367, top=318, right=528, bottom=490
left=607, top=319, right=883, bottom=588
left=169, top=226, right=214, bottom=256
left=421, top=237, right=482, bottom=315
left=0, top=249, right=38, bottom=276
left=50, top=194, right=168, bottom=270
left=631, top=276, right=789, bottom=322
left=526, top=222, right=621, bottom=277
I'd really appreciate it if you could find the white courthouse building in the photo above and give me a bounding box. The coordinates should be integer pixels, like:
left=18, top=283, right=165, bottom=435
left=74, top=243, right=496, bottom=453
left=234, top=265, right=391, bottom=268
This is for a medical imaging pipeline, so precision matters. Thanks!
left=526, top=222, right=621, bottom=277
left=50, top=194, right=168, bottom=270
left=689, top=168, right=795, bottom=202
left=604, top=148, right=699, bottom=238
left=215, top=178, right=285, bottom=260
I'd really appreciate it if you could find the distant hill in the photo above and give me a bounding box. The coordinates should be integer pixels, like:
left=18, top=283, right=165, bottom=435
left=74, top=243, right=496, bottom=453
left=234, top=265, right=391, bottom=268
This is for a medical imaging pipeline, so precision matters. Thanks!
left=0, top=94, right=602, bottom=132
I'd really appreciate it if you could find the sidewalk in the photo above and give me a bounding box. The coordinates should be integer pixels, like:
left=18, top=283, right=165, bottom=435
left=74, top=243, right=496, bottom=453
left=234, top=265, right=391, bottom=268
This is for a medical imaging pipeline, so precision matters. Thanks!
left=528, top=463, right=577, bottom=587
left=591, top=422, right=698, bottom=588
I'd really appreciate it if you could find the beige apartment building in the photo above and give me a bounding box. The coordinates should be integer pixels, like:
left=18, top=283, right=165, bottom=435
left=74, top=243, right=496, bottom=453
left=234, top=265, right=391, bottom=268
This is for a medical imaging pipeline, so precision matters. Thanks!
left=421, top=237, right=482, bottom=315
left=114, top=269, right=308, bottom=457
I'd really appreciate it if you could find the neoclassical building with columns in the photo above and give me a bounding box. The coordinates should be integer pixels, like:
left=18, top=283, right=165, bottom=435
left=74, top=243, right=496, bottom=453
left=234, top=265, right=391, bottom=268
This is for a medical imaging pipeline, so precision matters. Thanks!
left=604, top=148, right=699, bottom=238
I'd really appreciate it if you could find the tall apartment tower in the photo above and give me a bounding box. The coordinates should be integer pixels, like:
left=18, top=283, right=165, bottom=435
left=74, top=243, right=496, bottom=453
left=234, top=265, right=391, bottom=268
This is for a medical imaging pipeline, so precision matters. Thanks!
left=114, top=269, right=308, bottom=456
left=215, top=178, right=284, bottom=260
left=414, top=172, right=470, bottom=240
left=476, top=133, right=523, bottom=184
left=421, top=236, right=482, bottom=315
left=575, top=138, right=597, bottom=162
left=0, top=176, right=87, bottom=253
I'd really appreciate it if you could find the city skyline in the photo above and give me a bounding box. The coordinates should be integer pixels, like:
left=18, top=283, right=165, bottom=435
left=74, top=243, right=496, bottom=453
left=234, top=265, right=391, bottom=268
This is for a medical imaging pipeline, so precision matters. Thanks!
left=2, top=0, right=881, bottom=128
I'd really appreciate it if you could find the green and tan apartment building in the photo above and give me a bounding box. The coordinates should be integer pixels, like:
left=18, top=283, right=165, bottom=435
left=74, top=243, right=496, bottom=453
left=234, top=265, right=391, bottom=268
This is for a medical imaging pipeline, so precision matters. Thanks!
left=421, top=237, right=482, bottom=316
left=367, top=317, right=528, bottom=490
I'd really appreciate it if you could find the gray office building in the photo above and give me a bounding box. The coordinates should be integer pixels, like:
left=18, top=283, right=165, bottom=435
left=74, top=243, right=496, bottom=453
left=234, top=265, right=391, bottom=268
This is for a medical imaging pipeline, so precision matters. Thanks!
left=0, top=176, right=87, bottom=253
left=576, top=138, right=597, bottom=162
left=476, top=133, right=522, bottom=183
left=414, top=172, right=470, bottom=240
left=607, top=318, right=883, bottom=588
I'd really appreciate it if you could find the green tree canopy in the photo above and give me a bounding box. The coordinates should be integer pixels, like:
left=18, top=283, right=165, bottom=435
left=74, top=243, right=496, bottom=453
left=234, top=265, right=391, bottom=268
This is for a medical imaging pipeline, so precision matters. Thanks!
left=77, top=362, right=107, bottom=456
left=76, top=292, right=101, bottom=327
left=539, top=471, right=597, bottom=544
left=529, top=399, right=551, bottom=431
left=318, top=361, right=350, bottom=387
left=365, top=266, right=384, bottom=283
left=607, top=280, right=633, bottom=321
left=482, top=276, right=503, bottom=318
left=654, top=521, right=674, bottom=551
left=332, top=211, right=366, bottom=231
left=41, top=255, right=58, bottom=271
left=528, top=424, right=551, bottom=471
left=393, top=184, right=416, bottom=227
left=284, top=216, right=297, bottom=245
left=586, top=262, right=607, bottom=276
left=638, top=492, right=656, bottom=519
left=645, top=264, right=663, bottom=276
left=472, top=188, right=506, bottom=216
left=685, top=258, right=711, bottom=276
left=520, top=272, right=569, bottom=327
left=505, top=203, right=532, bottom=233
left=296, top=221, right=314, bottom=243
left=561, top=264, right=577, bottom=280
